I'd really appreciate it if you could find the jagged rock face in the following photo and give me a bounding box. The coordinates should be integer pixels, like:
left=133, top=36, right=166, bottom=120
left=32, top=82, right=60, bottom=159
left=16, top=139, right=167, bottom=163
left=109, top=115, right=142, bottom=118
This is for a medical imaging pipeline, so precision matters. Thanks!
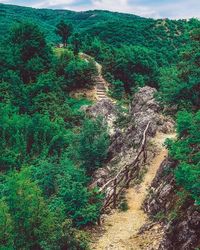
left=84, top=99, right=117, bottom=135
left=86, top=99, right=116, bottom=118
left=130, top=87, right=160, bottom=137
left=89, top=167, right=111, bottom=189
left=143, top=158, right=200, bottom=250
left=109, top=86, right=169, bottom=159
left=88, top=86, right=174, bottom=188
left=143, top=159, right=177, bottom=215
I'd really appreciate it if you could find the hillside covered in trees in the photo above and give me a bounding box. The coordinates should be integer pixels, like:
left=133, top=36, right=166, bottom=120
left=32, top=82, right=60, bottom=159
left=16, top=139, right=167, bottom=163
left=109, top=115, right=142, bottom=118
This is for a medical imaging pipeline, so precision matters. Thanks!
left=0, top=3, right=199, bottom=250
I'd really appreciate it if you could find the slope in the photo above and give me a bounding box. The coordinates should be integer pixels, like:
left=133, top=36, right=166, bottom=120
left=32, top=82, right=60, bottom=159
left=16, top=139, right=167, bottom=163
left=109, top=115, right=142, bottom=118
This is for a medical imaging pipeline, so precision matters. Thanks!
left=91, top=132, right=176, bottom=250
left=0, top=3, right=195, bottom=56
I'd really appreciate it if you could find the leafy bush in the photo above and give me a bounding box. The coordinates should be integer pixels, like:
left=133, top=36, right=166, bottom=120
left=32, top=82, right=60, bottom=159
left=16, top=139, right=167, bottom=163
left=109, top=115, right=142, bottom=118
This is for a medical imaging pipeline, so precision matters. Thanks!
left=77, top=118, right=110, bottom=174
left=167, top=111, right=200, bottom=205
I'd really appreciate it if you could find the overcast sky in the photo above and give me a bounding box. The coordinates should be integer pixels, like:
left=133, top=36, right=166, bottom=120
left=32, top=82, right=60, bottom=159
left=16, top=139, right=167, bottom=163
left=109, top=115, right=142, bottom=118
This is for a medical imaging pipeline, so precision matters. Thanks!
left=0, top=0, right=200, bottom=19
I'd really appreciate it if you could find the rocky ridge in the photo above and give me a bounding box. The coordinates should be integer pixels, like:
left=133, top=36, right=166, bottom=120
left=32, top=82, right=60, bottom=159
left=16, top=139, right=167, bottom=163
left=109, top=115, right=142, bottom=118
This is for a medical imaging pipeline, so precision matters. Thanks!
left=143, top=158, right=200, bottom=250
left=86, top=86, right=174, bottom=189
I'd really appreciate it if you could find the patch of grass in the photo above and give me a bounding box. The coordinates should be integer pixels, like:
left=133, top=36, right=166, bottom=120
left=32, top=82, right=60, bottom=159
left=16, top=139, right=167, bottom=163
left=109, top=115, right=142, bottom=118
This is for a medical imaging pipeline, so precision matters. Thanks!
left=167, top=190, right=188, bottom=222
left=153, top=211, right=166, bottom=221
left=119, top=199, right=129, bottom=212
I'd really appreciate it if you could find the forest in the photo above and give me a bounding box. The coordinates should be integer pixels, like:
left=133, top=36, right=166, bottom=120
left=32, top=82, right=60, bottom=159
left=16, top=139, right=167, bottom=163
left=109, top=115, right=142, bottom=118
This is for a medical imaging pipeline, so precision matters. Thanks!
left=0, top=3, right=199, bottom=250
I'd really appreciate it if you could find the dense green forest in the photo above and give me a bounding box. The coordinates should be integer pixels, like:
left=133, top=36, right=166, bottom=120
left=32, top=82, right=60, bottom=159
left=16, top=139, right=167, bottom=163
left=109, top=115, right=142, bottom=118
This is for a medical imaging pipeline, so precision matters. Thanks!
left=1, top=4, right=199, bottom=98
left=0, top=3, right=200, bottom=249
left=0, top=20, right=109, bottom=249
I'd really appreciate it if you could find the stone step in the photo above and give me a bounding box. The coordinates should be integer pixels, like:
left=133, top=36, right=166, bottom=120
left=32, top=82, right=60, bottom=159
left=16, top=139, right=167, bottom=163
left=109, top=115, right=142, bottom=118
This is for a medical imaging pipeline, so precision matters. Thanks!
left=97, top=86, right=106, bottom=90
left=97, top=94, right=107, bottom=97
left=97, top=84, right=106, bottom=87
left=97, top=83, right=105, bottom=86
left=97, top=97, right=106, bottom=99
left=97, top=89, right=106, bottom=92
left=95, top=78, right=104, bottom=81
left=96, top=85, right=106, bottom=88
left=97, top=80, right=105, bottom=83
left=97, top=90, right=106, bottom=93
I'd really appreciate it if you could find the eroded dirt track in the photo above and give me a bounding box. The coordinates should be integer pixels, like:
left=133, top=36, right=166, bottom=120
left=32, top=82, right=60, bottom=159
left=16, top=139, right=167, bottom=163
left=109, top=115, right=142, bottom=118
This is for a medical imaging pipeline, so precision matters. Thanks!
left=91, top=133, right=176, bottom=250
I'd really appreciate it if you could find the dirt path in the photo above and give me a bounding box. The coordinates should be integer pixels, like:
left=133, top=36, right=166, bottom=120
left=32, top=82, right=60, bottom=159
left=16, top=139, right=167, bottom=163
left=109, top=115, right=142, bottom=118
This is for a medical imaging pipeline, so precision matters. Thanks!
left=80, top=53, right=112, bottom=101
left=92, top=59, right=110, bottom=101
left=91, top=132, right=175, bottom=250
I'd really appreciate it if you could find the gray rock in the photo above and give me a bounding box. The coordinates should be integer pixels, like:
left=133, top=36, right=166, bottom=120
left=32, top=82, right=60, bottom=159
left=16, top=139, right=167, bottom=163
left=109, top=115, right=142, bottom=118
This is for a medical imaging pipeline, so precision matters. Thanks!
left=144, top=158, right=200, bottom=250
left=86, top=99, right=117, bottom=119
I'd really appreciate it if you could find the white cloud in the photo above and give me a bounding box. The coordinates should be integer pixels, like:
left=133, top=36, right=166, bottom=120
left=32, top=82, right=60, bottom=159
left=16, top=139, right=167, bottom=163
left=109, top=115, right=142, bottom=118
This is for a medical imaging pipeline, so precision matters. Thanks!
left=152, top=0, right=200, bottom=19
left=0, top=0, right=200, bottom=19
left=32, top=0, right=76, bottom=8
left=90, top=0, right=159, bottom=17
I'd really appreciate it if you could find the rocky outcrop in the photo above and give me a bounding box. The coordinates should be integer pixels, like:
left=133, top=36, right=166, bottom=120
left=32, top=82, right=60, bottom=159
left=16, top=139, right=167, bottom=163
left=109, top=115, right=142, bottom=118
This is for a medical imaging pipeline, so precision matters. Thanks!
left=87, top=86, right=174, bottom=189
left=110, top=87, right=160, bottom=155
left=83, top=99, right=117, bottom=135
left=143, top=158, right=200, bottom=250
left=109, top=86, right=174, bottom=159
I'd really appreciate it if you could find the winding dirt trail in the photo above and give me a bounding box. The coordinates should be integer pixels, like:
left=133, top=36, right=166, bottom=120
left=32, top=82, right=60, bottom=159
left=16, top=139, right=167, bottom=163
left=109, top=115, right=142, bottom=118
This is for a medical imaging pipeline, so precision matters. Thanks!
left=91, top=132, right=176, bottom=250
left=80, top=53, right=112, bottom=101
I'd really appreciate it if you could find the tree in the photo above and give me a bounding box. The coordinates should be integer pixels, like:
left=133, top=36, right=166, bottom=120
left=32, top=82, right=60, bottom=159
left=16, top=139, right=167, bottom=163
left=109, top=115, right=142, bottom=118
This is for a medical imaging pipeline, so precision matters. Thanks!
left=2, top=168, right=60, bottom=249
left=32, top=158, right=102, bottom=227
left=158, top=28, right=200, bottom=110
left=55, top=20, right=73, bottom=47
left=7, top=23, right=52, bottom=83
left=72, top=33, right=82, bottom=56
left=0, top=199, right=14, bottom=249
left=0, top=105, right=68, bottom=171
left=109, top=78, right=125, bottom=100
left=64, top=57, right=97, bottom=90
left=166, top=111, right=200, bottom=205
left=78, top=118, right=110, bottom=174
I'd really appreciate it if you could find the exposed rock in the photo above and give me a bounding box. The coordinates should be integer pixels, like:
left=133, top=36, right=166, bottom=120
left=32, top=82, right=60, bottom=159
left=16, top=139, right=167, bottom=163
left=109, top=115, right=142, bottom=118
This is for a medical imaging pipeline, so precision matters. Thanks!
left=109, top=86, right=169, bottom=159
left=143, top=158, right=200, bottom=250
left=157, top=114, right=175, bottom=134
left=89, top=167, right=111, bottom=189
left=86, top=99, right=116, bottom=118
left=84, top=99, right=117, bottom=135
left=88, top=87, right=174, bottom=190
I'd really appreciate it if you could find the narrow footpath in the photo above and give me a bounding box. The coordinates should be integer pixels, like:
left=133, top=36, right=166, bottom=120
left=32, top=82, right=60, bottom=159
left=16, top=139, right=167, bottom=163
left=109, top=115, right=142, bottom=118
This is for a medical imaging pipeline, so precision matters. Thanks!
left=80, top=53, right=110, bottom=101
left=91, top=132, right=176, bottom=250
left=94, top=61, right=109, bottom=101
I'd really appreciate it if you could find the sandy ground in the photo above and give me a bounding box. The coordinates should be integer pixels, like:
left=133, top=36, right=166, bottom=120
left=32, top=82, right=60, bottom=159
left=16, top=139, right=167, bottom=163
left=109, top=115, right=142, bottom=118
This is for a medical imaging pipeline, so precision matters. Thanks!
left=91, top=132, right=176, bottom=250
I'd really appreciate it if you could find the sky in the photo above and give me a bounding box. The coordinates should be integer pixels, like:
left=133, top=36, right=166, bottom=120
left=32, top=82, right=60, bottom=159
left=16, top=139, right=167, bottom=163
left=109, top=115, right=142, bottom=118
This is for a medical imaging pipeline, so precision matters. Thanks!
left=0, top=0, right=200, bottom=19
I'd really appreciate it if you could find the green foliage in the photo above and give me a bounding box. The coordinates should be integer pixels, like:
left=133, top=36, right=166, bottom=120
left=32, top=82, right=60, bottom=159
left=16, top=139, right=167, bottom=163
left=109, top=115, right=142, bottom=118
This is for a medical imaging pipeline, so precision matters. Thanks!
left=119, top=199, right=129, bottom=212
left=106, top=45, right=158, bottom=93
left=32, top=158, right=103, bottom=227
left=1, top=168, right=59, bottom=249
left=72, top=32, right=82, bottom=56
left=0, top=105, right=68, bottom=171
left=52, top=47, right=97, bottom=91
left=77, top=118, right=110, bottom=174
left=55, top=20, right=73, bottom=46
left=7, top=22, right=52, bottom=83
left=109, top=78, right=125, bottom=100
left=64, top=57, right=97, bottom=90
left=0, top=199, right=14, bottom=249
left=0, top=22, right=108, bottom=248
left=158, top=28, right=200, bottom=110
left=167, top=111, right=200, bottom=205
left=0, top=168, right=90, bottom=249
